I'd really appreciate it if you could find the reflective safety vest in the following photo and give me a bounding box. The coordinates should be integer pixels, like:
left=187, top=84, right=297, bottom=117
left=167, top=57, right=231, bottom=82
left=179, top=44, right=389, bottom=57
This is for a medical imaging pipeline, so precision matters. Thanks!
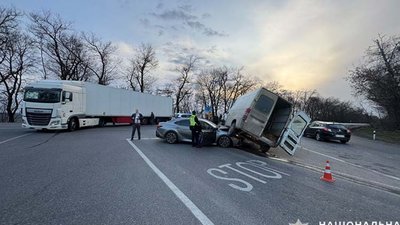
left=189, top=115, right=197, bottom=126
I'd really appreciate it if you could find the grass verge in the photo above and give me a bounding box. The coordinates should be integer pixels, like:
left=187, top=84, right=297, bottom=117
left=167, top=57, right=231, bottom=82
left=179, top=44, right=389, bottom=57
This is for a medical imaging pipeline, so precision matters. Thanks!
left=352, top=127, right=400, bottom=144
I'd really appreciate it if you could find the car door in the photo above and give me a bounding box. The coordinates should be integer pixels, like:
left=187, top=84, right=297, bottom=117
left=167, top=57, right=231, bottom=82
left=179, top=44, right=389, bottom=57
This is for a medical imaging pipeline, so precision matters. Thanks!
left=61, top=91, right=74, bottom=123
left=278, top=111, right=311, bottom=155
left=175, top=119, right=192, bottom=141
left=199, top=120, right=217, bottom=145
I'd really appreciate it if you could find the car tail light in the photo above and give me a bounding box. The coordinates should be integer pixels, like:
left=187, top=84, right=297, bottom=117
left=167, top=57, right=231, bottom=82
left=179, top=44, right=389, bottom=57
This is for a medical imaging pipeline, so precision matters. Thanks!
left=322, top=127, right=332, bottom=132
left=242, top=108, right=251, bottom=121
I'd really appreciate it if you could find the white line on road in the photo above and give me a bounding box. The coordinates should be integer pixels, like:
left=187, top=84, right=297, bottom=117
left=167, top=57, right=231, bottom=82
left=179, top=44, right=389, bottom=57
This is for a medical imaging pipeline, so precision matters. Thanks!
left=126, top=139, right=214, bottom=225
left=301, top=147, right=347, bottom=163
left=0, top=133, right=32, bottom=145
left=301, top=146, right=400, bottom=182
left=130, top=137, right=159, bottom=140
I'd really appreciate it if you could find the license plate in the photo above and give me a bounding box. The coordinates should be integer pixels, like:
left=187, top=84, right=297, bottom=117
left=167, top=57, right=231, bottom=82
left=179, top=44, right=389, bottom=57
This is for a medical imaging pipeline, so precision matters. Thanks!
left=336, top=134, right=345, bottom=138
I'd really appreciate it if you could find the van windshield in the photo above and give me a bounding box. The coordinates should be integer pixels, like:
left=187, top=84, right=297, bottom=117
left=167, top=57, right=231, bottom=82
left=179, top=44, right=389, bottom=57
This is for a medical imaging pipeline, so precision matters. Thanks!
left=24, top=88, right=61, bottom=103
left=254, top=95, right=274, bottom=114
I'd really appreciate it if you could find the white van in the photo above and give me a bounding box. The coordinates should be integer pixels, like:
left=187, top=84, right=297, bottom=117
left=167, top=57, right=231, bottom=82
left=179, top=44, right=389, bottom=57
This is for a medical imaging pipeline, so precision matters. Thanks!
left=225, top=88, right=310, bottom=155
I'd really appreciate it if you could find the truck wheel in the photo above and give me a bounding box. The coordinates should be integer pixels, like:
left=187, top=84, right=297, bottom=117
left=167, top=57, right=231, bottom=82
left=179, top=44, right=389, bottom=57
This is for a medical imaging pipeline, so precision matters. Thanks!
left=165, top=131, right=178, bottom=144
left=68, top=118, right=79, bottom=131
left=228, top=121, right=236, bottom=136
left=217, top=136, right=232, bottom=148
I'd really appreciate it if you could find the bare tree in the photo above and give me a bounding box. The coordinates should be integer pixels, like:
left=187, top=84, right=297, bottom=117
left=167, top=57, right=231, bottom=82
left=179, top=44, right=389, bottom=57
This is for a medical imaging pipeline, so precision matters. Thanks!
left=348, top=35, right=400, bottom=129
left=263, top=81, right=283, bottom=94
left=126, top=43, right=158, bottom=92
left=173, top=55, right=197, bottom=113
left=155, top=83, right=174, bottom=97
left=197, top=67, right=226, bottom=119
left=29, top=11, right=92, bottom=81
left=0, top=7, right=19, bottom=83
left=222, top=68, right=258, bottom=113
left=83, top=33, right=118, bottom=85
left=0, top=30, right=36, bottom=122
left=196, top=66, right=258, bottom=120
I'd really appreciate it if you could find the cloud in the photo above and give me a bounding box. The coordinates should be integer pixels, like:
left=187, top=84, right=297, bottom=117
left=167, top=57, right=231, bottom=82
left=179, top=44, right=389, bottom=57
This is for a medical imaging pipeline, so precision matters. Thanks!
left=156, top=2, right=163, bottom=10
left=148, top=4, right=227, bottom=37
left=202, top=13, right=211, bottom=19
left=140, top=18, right=150, bottom=26
left=151, top=9, right=197, bottom=21
left=115, top=41, right=136, bottom=66
left=159, top=39, right=230, bottom=69
left=245, top=0, right=400, bottom=100
left=186, top=21, right=205, bottom=30
left=203, top=27, right=227, bottom=37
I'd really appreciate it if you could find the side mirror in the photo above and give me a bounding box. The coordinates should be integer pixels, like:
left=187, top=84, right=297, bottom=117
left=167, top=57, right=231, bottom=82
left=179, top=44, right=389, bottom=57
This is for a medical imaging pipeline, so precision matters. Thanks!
left=62, top=91, right=73, bottom=103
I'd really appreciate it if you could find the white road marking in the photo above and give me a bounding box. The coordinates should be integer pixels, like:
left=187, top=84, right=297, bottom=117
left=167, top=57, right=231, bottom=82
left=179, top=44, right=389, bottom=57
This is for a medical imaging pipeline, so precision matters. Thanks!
left=129, top=137, right=159, bottom=140
left=126, top=139, right=214, bottom=225
left=219, top=163, right=267, bottom=184
left=0, top=133, right=32, bottom=145
left=246, top=160, right=291, bottom=176
left=301, top=146, right=400, bottom=182
left=301, top=147, right=347, bottom=163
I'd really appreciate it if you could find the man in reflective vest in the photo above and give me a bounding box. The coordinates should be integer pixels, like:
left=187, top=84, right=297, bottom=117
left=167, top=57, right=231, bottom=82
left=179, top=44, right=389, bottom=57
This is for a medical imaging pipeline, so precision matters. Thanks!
left=189, top=110, right=201, bottom=147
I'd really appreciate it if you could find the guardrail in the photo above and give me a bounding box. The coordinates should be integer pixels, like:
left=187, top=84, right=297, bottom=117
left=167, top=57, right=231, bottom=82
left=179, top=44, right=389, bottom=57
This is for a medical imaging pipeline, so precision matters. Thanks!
left=340, top=123, right=370, bottom=129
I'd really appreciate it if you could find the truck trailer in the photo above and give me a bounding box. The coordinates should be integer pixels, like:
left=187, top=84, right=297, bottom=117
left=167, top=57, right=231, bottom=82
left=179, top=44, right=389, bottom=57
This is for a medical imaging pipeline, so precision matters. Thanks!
left=225, top=87, right=311, bottom=155
left=21, top=80, right=173, bottom=131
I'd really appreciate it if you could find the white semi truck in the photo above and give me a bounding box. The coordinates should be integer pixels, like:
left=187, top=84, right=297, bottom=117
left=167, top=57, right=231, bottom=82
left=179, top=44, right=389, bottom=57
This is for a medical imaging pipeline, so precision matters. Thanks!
left=21, top=80, right=173, bottom=131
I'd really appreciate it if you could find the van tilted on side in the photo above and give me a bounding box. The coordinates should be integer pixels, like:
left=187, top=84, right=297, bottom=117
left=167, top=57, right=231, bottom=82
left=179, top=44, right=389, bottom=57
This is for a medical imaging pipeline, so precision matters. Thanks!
left=225, top=88, right=311, bottom=155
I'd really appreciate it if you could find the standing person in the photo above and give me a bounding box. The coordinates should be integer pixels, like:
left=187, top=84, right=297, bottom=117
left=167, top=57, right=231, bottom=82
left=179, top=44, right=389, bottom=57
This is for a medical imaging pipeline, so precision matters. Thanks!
left=195, top=118, right=203, bottom=148
left=150, top=112, right=155, bottom=125
left=131, top=109, right=143, bottom=140
left=189, top=110, right=200, bottom=147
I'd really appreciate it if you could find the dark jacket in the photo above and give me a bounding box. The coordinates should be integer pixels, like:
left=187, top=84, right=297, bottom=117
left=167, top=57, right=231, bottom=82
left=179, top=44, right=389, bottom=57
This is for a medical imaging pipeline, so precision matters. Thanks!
left=132, top=113, right=143, bottom=124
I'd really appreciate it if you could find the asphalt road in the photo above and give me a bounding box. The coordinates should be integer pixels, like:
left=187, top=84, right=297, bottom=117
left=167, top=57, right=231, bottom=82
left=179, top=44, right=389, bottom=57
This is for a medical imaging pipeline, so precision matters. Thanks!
left=0, top=123, right=399, bottom=225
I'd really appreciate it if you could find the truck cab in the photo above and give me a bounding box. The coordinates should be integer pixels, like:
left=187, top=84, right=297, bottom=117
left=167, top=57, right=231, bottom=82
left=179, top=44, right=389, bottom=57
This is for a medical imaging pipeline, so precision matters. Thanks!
left=225, top=88, right=310, bottom=155
left=22, top=81, right=84, bottom=131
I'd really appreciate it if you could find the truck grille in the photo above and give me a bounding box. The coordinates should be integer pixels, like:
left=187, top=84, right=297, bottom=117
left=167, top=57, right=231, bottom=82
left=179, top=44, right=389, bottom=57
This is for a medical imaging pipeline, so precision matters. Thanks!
left=26, top=108, right=52, bottom=126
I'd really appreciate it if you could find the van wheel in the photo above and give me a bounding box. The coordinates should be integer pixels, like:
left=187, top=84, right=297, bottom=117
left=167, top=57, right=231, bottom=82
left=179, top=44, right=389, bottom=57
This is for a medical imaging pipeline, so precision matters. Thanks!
left=260, top=143, right=270, bottom=153
left=68, top=118, right=79, bottom=131
left=228, top=121, right=236, bottom=136
left=165, top=131, right=178, bottom=144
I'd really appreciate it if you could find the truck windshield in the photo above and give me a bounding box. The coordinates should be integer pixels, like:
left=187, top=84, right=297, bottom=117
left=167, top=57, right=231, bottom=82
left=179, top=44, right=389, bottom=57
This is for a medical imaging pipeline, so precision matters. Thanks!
left=24, top=88, right=61, bottom=103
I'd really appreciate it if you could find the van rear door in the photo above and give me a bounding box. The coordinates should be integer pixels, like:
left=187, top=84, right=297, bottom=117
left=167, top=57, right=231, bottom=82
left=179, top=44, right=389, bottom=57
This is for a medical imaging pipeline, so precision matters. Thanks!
left=243, top=94, right=276, bottom=136
left=278, top=111, right=311, bottom=155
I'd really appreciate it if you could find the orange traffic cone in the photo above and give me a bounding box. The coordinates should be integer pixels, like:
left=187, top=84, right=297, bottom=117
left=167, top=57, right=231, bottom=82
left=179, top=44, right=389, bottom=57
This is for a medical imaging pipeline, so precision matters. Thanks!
left=321, top=160, right=335, bottom=183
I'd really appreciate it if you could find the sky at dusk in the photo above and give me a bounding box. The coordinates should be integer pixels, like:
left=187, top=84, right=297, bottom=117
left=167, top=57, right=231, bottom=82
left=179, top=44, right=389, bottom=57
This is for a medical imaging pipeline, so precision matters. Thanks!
left=3, top=0, right=400, bottom=104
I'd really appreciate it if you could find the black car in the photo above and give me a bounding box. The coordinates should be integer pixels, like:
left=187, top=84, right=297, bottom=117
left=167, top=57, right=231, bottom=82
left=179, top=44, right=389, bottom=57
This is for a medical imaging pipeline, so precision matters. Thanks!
left=303, top=121, right=351, bottom=143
